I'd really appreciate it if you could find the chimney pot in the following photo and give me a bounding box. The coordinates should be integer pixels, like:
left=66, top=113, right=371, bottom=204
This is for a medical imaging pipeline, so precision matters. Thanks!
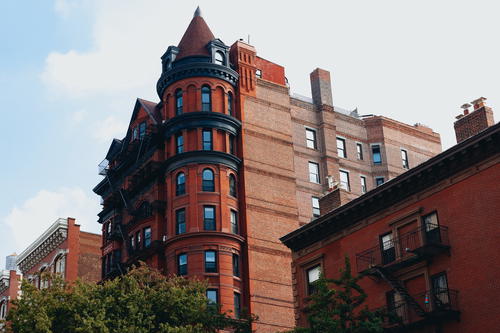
left=471, top=97, right=487, bottom=110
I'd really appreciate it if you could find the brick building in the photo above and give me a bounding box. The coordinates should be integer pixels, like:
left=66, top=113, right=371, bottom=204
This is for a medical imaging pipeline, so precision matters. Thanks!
left=0, top=270, right=21, bottom=324
left=16, top=217, right=101, bottom=288
left=93, top=8, right=441, bottom=332
left=281, top=108, right=499, bottom=331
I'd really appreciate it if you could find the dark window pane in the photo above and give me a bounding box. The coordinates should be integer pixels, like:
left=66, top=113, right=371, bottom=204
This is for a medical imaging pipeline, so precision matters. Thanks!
left=229, top=174, right=237, bottom=197
left=202, top=130, right=212, bottom=150
left=202, top=169, right=215, bottom=191
left=372, top=145, right=382, bottom=164
left=144, top=227, right=152, bottom=248
left=228, top=92, right=233, bottom=116
left=176, top=209, right=186, bottom=235
left=234, top=292, right=241, bottom=318
left=205, top=250, right=217, bottom=273
left=176, top=90, right=183, bottom=115
left=202, top=86, right=211, bottom=111
left=178, top=254, right=187, bottom=275
left=176, top=134, right=184, bottom=154
left=206, top=289, right=218, bottom=304
left=233, top=253, right=240, bottom=277
left=176, top=172, right=186, bottom=196
left=204, top=206, right=215, bottom=230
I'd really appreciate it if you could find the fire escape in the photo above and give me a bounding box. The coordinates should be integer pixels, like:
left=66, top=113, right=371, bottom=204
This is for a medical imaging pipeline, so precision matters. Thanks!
left=356, top=224, right=459, bottom=331
left=99, top=125, right=163, bottom=278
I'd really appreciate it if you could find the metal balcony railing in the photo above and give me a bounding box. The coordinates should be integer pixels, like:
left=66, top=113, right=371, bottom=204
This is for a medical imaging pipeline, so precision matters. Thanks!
left=356, top=224, right=449, bottom=273
left=383, top=289, right=459, bottom=328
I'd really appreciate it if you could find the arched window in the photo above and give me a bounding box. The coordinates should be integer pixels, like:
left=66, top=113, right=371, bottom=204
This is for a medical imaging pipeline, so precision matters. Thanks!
left=175, top=89, right=183, bottom=115
left=0, top=301, right=6, bottom=320
left=228, top=92, right=233, bottom=116
left=176, top=172, right=186, bottom=196
left=229, top=174, right=237, bottom=197
left=55, top=255, right=66, bottom=278
left=215, top=51, right=225, bottom=65
left=201, top=85, right=211, bottom=112
left=202, top=169, right=215, bottom=191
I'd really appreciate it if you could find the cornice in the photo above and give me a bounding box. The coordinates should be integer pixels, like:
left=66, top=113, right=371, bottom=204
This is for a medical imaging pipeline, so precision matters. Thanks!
left=164, top=150, right=241, bottom=174
left=17, top=218, right=69, bottom=274
left=164, top=112, right=241, bottom=138
left=157, top=62, right=239, bottom=98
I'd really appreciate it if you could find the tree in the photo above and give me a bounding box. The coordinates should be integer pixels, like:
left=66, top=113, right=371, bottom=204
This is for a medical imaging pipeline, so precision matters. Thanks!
left=3, top=264, right=255, bottom=333
left=289, top=256, right=386, bottom=333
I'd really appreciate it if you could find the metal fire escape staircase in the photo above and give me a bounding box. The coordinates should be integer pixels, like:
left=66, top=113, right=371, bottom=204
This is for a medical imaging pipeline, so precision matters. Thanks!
left=374, top=266, right=427, bottom=318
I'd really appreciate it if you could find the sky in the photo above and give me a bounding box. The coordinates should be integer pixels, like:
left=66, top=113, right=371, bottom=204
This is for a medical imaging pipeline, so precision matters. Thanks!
left=1, top=0, right=499, bottom=269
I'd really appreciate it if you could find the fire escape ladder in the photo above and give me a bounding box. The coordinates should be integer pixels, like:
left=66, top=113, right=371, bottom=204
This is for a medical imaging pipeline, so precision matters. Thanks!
left=375, top=267, right=427, bottom=318
left=117, top=223, right=127, bottom=243
left=105, top=174, right=130, bottom=211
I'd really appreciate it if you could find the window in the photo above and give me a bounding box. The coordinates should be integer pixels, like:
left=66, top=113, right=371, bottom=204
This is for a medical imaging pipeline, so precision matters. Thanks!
left=206, top=289, right=218, bottom=305
left=176, top=133, right=184, bottom=153
left=215, top=51, right=225, bottom=65
left=431, top=273, right=450, bottom=306
left=230, top=210, right=239, bottom=234
left=139, top=122, right=146, bottom=139
left=202, top=129, right=212, bottom=150
left=306, top=128, right=317, bottom=149
left=229, top=135, right=236, bottom=155
left=176, top=172, right=186, bottom=196
left=143, top=227, right=152, bottom=248
left=339, top=170, right=350, bottom=191
left=234, top=292, right=241, bottom=318
left=202, top=169, right=215, bottom=191
left=132, top=127, right=138, bottom=141
left=136, top=231, right=141, bottom=249
left=229, top=174, right=237, bottom=197
left=375, top=177, right=385, bottom=186
left=205, top=250, right=217, bottom=273
left=176, top=209, right=186, bottom=235
left=201, top=86, right=211, bottom=111
left=129, top=234, right=135, bottom=251
left=178, top=253, right=187, bottom=275
left=203, top=206, right=216, bottom=231
left=380, top=233, right=395, bottom=265
left=337, top=137, right=346, bottom=158
left=401, top=149, right=409, bottom=169
left=228, top=92, right=233, bottom=116
left=139, top=202, right=152, bottom=219
left=360, top=176, right=367, bottom=194
left=356, top=143, right=364, bottom=160
left=55, top=255, right=66, bottom=278
left=423, top=212, right=441, bottom=243
left=255, top=69, right=262, bottom=78
left=311, top=196, right=320, bottom=217
left=371, top=144, right=382, bottom=164
left=0, top=301, right=6, bottom=320
left=175, top=89, right=183, bottom=115
left=233, top=253, right=240, bottom=277
left=308, top=162, right=320, bottom=183
left=307, top=265, right=321, bottom=295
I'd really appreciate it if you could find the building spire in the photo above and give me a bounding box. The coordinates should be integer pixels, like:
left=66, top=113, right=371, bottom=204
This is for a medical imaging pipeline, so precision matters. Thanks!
left=194, top=6, right=202, bottom=18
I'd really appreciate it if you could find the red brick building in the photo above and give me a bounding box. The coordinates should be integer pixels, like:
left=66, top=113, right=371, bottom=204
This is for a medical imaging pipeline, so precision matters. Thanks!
left=281, top=108, right=499, bottom=331
left=0, top=270, right=21, bottom=324
left=93, top=8, right=442, bottom=332
left=16, top=217, right=101, bottom=288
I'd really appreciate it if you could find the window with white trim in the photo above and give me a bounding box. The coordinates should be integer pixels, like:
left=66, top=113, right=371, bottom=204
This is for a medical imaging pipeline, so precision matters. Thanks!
left=339, top=170, right=350, bottom=191
left=308, top=162, right=320, bottom=184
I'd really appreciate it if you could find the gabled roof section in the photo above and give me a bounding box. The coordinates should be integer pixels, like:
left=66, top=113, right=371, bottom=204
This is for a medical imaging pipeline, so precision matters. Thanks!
left=137, top=98, right=160, bottom=125
left=105, top=138, right=123, bottom=161
left=176, top=7, right=215, bottom=60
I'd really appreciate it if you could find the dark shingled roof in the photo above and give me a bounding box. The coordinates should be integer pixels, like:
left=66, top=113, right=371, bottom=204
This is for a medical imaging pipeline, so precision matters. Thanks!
left=176, top=9, right=215, bottom=60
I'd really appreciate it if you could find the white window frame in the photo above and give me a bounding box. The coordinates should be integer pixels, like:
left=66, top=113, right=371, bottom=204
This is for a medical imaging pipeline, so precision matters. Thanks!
left=308, top=162, right=320, bottom=184
left=356, top=142, right=364, bottom=160
left=336, top=136, right=347, bottom=158
left=360, top=175, right=367, bottom=194
left=401, top=148, right=409, bottom=169
left=339, top=169, right=350, bottom=191
left=311, top=196, right=320, bottom=217
left=305, top=127, right=318, bottom=150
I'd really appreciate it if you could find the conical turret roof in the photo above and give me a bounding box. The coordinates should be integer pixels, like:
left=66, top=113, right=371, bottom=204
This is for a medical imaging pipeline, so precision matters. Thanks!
left=176, top=7, right=215, bottom=60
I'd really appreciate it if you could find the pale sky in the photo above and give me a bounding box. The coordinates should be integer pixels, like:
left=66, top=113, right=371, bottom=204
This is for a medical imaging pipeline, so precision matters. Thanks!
left=1, top=0, right=499, bottom=268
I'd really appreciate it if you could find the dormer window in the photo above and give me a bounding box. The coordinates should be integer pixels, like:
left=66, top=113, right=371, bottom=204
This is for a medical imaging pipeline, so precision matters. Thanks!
left=215, top=51, right=225, bottom=65
left=139, top=122, right=147, bottom=139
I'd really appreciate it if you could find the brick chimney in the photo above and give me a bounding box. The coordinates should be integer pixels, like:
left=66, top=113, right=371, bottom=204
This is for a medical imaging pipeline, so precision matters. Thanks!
left=318, top=187, right=354, bottom=216
left=310, top=68, right=333, bottom=106
left=454, top=97, right=495, bottom=143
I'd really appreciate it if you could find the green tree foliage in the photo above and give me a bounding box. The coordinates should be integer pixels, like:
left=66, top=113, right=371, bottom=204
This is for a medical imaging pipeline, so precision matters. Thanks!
left=3, top=264, right=255, bottom=333
left=289, top=256, right=385, bottom=333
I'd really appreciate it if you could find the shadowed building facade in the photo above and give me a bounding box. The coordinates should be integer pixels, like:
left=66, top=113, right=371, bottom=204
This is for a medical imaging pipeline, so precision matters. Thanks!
left=94, top=8, right=442, bottom=332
